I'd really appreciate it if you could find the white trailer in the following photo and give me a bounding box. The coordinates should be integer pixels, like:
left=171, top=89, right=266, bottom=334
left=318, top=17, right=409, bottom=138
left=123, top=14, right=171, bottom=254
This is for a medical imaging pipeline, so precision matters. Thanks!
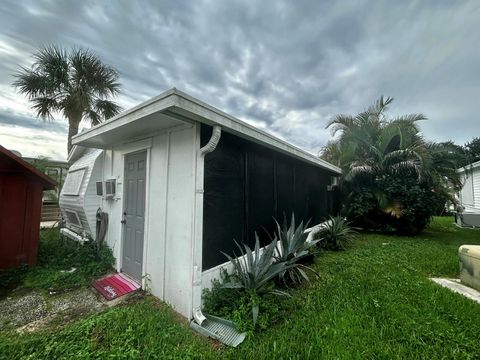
left=59, top=147, right=104, bottom=241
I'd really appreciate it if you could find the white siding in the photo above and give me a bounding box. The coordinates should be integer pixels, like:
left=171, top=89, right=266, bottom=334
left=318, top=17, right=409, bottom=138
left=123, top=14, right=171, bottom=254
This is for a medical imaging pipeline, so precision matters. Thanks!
left=163, top=126, right=197, bottom=317
left=101, top=124, right=198, bottom=318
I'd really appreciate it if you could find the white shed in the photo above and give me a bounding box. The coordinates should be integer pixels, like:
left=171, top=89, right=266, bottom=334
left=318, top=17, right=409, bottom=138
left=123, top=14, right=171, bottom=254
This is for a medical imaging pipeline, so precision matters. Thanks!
left=457, top=160, right=480, bottom=227
left=62, top=88, right=341, bottom=322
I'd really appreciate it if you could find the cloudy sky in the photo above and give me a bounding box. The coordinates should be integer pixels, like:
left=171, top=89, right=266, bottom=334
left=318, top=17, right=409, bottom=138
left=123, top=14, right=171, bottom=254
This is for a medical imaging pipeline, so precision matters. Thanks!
left=0, top=0, right=479, bottom=161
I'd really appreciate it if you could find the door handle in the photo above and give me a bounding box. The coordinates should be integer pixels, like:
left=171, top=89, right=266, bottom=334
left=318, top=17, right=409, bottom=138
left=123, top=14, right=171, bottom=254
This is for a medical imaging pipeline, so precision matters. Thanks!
left=121, top=219, right=126, bottom=224
left=121, top=211, right=127, bottom=224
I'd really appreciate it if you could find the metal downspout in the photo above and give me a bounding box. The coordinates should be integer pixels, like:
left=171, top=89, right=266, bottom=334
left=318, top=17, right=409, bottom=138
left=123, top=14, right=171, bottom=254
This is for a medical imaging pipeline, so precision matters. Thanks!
left=193, top=125, right=221, bottom=325
left=199, top=125, right=222, bottom=155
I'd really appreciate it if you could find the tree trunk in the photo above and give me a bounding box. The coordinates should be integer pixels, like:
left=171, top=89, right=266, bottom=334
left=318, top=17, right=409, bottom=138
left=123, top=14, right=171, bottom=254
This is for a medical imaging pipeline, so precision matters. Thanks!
left=67, top=115, right=81, bottom=155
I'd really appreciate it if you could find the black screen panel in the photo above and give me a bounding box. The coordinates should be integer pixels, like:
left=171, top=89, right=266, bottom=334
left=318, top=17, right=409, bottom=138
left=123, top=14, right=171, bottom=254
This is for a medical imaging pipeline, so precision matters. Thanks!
left=201, top=124, right=339, bottom=270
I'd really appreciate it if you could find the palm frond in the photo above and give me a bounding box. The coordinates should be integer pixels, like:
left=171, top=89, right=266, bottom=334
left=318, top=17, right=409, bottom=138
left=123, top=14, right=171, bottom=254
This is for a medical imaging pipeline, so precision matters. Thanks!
left=392, top=113, right=427, bottom=124
left=93, top=99, right=122, bottom=121
left=32, top=45, right=69, bottom=88
left=325, top=114, right=356, bottom=136
left=346, top=162, right=375, bottom=181
left=368, top=96, right=394, bottom=118
left=376, top=124, right=402, bottom=155
left=13, top=68, right=52, bottom=98
left=390, top=160, right=422, bottom=178
left=70, top=48, right=121, bottom=97
left=31, top=97, right=60, bottom=120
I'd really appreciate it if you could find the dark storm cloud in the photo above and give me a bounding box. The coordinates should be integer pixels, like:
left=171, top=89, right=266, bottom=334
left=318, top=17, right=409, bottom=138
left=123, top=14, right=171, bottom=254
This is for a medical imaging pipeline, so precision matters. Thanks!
left=0, top=112, right=67, bottom=134
left=0, top=0, right=479, bottom=159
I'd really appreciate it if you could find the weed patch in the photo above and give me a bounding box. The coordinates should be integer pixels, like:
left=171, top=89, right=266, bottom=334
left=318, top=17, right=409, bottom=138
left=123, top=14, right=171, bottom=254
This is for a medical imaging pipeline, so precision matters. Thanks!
left=0, top=229, right=114, bottom=296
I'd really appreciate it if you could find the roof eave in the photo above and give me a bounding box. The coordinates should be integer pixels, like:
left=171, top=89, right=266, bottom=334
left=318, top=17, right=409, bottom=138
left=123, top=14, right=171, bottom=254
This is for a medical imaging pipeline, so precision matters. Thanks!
left=458, top=160, right=480, bottom=173
left=72, top=88, right=342, bottom=174
left=72, top=88, right=179, bottom=147
left=171, top=90, right=342, bottom=174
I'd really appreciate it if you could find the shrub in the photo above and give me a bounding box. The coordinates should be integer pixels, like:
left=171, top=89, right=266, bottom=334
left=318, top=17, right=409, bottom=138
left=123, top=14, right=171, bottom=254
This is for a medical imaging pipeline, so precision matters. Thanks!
left=202, top=271, right=292, bottom=333
left=343, top=174, right=448, bottom=235
left=273, top=214, right=319, bottom=285
left=317, top=216, right=355, bottom=251
left=230, top=292, right=291, bottom=332
left=202, top=270, right=242, bottom=318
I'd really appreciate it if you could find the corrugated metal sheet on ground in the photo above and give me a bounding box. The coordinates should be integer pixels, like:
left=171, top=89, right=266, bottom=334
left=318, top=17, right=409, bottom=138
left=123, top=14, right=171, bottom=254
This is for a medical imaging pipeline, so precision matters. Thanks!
left=190, top=315, right=245, bottom=347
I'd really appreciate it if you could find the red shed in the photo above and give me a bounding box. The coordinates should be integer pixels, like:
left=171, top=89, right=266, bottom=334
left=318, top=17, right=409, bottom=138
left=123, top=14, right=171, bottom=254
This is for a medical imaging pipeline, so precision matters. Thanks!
left=0, top=145, right=56, bottom=269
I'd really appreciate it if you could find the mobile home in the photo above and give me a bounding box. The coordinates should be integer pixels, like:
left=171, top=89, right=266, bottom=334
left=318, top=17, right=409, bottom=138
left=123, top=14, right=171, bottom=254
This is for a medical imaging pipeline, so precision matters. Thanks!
left=456, top=161, right=480, bottom=227
left=60, top=88, right=341, bottom=322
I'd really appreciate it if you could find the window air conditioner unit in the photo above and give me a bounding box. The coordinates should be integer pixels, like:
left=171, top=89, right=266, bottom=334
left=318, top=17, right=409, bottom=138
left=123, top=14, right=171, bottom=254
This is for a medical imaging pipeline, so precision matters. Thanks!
left=105, top=179, right=116, bottom=199
left=96, top=181, right=103, bottom=196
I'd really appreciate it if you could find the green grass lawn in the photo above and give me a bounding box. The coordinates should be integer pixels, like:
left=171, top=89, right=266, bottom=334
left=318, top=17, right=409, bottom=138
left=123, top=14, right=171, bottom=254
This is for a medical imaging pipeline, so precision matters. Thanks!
left=1, top=217, right=480, bottom=359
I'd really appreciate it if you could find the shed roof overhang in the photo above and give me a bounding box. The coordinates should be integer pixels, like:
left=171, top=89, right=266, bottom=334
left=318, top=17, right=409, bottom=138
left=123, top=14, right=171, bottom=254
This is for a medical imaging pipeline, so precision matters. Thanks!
left=0, top=145, right=57, bottom=189
left=72, top=88, right=341, bottom=174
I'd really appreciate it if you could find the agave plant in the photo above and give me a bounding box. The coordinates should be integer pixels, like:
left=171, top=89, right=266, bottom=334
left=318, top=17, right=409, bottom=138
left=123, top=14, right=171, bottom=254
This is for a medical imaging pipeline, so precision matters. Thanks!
left=317, top=216, right=355, bottom=251
left=273, top=214, right=319, bottom=285
left=222, top=234, right=290, bottom=326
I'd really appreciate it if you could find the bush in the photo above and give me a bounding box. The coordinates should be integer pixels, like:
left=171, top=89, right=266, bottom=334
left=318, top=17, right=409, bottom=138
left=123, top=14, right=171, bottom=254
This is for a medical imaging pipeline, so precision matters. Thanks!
left=343, top=174, right=450, bottom=235
left=230, top=292, right=291, bottom=333
left=202, top=271, right=292, bottom=333
left=202, top=270, right=242, bottom=318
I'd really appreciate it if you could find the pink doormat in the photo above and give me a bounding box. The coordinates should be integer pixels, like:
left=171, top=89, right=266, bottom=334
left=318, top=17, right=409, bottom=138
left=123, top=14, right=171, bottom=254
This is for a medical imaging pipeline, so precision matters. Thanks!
left=92, top=273, right=141, bottom=300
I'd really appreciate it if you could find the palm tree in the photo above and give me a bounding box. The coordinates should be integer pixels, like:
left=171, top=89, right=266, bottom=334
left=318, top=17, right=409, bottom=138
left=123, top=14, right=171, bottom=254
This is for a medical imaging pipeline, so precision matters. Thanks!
left=321, top=97, right=464, bottom=232
left=13, top=45, right=122, bottom=154
left=324, top=96, right=427, bottom=181
left=324, top=97, right=464, bottom=186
